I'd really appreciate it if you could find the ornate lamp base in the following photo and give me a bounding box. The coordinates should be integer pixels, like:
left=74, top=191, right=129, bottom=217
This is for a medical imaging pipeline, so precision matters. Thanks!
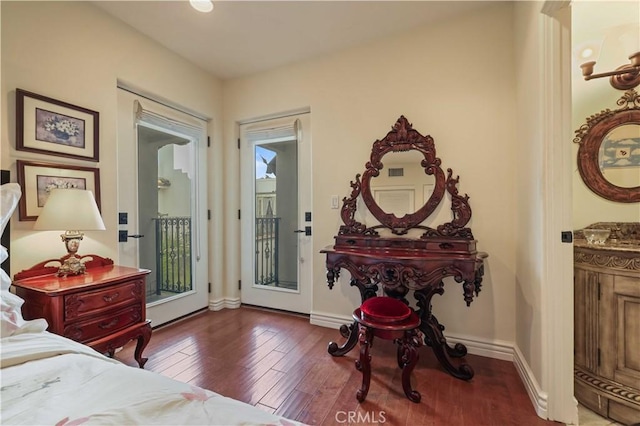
left=57, top=255, right=86, bottom=277
left=58, top=231, right=85, bottom=277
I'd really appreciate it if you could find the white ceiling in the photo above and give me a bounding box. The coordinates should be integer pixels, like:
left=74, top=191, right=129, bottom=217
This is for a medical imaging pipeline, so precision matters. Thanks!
left=92, top=0, right=639, bottom=87
left=92, top=0, right=497, bottom=80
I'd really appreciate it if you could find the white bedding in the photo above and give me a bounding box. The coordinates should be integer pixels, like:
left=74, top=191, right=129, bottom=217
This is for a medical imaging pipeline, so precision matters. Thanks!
left=1, top=331, right=302, bottom=425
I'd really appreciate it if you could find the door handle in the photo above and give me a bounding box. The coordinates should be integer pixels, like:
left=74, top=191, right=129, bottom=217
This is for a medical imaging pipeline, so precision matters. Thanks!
left=294, top=226, right=312, bottom=236
left=118, top=231, right=145, bottom=242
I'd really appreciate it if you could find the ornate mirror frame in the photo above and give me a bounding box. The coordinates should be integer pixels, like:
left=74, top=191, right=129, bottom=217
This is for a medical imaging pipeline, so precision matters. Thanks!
left=339, top=116, right=473, bottom=239
left=574, top=89, right=640, bottom=203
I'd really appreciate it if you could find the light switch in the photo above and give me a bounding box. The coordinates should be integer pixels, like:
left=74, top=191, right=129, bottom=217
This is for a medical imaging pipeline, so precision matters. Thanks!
left=118, top=212, right=128, bottom=225
left=331, top=195, right=340, bottom=209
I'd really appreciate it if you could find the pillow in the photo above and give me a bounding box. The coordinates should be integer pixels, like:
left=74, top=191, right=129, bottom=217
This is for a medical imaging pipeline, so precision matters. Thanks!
left=0, top=183, right=21, bottom=236
left=0, top=183, right=47, bottom=336
left=0, top=290, right=48, bottom=337
left=1, top=263, right=10, bottom=292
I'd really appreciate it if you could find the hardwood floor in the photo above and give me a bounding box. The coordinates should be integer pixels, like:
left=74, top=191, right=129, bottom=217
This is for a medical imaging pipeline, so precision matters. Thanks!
left=115, top=307, right=560, bottom=426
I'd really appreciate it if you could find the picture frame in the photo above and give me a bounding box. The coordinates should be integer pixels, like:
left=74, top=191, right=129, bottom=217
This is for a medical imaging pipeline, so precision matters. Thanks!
left=16, top=88, right=99, bottom=162
left=16, top=160, right=101, bottom=221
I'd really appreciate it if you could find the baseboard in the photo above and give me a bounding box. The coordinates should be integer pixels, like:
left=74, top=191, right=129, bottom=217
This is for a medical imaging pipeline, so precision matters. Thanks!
left=209, top=297, right=241, bottom=311
left=444, top=332, right=514, bottom=361
left=310, top=310, right=352, bottom=329
left=513, top=345, right=548, bottom=419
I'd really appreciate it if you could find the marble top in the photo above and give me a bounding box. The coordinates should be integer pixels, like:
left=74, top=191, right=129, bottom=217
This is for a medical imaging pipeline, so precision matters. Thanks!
left=574, top=222, right=640, bottom=254
left=574, top=238, right=640, bottom=253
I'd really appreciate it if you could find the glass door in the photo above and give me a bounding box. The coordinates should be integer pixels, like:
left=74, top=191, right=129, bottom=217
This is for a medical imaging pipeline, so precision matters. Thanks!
left=117, top=88, right=208, bottom=326
left=240, top=112, right=312, bottom=314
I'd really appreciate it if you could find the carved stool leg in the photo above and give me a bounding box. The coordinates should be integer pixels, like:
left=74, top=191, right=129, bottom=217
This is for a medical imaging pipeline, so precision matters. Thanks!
left=398, top=330, right=421, bottom=403
left=328, top=321, right=359, bottom=356
left=355, top=324, right=373, bottom=402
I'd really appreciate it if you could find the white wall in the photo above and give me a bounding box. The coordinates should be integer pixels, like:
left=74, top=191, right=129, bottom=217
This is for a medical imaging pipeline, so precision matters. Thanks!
left=0, top=2, right=224, bottom=300
left=223, top=3, right=518, bottom=344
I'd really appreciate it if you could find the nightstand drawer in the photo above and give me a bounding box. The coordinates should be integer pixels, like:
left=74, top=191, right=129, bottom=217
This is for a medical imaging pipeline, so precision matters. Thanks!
left=64, top=279, right=143, bottom=321
left=63, top=304, right=143, bottom=343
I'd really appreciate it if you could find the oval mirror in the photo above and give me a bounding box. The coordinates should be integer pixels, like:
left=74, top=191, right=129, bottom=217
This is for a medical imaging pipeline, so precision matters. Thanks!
left=368, top=150, right=436, bottom=218
left=576, top=100, right=640, bottom=203
left=597, top=123, right=640, bottom=188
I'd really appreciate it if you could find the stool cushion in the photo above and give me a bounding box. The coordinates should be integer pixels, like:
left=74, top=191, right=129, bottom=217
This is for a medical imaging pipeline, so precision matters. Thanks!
left=360, top=297, right=411, bottom=324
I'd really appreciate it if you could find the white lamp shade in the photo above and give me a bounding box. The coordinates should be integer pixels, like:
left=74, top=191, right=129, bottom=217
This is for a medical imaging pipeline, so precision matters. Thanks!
left=34, top=189, right=106, bottom=231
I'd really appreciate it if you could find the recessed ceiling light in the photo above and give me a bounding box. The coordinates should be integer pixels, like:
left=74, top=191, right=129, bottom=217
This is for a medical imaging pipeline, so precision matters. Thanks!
left=190, top=0, right=213, bottom=13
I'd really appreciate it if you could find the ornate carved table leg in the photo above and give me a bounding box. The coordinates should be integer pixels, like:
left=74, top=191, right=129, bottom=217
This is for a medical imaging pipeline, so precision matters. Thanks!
left=398, top=329, right=422, bottom=403
left=355, top=324, right=373, bottom=402
left=431, top=313, right=467, bottom=358
left=134, top=321, right=152, bottom=368
left=328, top=321, right=359, bottom=356
left=414, top=287, right=474, bottom=380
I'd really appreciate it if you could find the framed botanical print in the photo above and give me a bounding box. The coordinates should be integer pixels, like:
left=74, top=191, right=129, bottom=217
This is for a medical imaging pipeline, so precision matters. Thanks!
left=17, top=160, right=101, bottom=221
left=16, top=89, right=99, bottom=162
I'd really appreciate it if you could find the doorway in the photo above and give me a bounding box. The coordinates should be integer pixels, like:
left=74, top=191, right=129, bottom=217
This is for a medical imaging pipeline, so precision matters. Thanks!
left=240, top=112, right=312, bottom=314
left=117, top=88, right=209, bottom=326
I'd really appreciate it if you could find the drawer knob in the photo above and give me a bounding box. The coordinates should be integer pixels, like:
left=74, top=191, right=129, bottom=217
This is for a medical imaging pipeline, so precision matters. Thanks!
left=103, top=292, right=120, bottom=303
left=98, top=318, right=119, bottom=329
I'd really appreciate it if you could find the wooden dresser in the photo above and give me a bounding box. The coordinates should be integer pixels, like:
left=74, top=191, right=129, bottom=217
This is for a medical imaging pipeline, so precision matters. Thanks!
left=574, top=223, right=640, bottom=425
left=12, top=257, right=152, bottom=368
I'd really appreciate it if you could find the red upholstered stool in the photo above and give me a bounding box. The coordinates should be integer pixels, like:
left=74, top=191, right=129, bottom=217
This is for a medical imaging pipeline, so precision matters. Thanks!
left=353, top=297, right=423, bottom=403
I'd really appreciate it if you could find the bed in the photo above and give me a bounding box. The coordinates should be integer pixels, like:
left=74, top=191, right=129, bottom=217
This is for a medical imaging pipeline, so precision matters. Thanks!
left=0, top=183, right=302, bottom=426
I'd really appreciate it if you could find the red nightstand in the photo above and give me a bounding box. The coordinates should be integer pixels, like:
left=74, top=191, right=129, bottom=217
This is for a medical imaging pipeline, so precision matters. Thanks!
left=12, top=255, right=152, bottom=368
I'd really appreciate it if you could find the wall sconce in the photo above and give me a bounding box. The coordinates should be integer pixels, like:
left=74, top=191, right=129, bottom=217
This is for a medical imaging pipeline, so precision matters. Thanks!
left=33, top=189, right=106, bottom=276
left=580, top=51, right=640, bottom=90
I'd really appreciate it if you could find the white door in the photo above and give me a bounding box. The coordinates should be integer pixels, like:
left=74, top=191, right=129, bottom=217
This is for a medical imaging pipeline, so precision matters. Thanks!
left=117, top=88, right=209, bottom=326
left=240, top=112, right=312, bottom=314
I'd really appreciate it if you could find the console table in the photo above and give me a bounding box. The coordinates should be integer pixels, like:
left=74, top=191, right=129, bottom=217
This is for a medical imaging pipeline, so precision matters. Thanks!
left=322, top=116, right=487, bottom=380
left=12, top=255, right=152, bottom=368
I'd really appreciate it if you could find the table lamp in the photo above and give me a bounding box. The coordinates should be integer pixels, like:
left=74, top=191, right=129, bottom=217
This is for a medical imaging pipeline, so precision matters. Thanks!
left=33, top=188, right=106, bottom=276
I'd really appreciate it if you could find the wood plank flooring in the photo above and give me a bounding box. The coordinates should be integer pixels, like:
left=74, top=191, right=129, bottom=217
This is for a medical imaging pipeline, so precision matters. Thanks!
left=115, top=307, right=560, bottom=426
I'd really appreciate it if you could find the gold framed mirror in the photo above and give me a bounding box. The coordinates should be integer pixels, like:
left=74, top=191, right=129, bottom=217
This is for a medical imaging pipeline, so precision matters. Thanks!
left=574, top=89, right=640, bottom=203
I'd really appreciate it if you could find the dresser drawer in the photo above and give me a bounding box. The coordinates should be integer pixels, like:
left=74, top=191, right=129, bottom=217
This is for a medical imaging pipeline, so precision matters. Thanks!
left=64, top=279, right=144, bottom=321
left=63, top=304, right=143, bottom=343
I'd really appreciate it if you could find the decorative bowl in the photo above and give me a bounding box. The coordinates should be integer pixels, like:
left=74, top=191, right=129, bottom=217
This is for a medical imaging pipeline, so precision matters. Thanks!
left=583, top=228, right=611, bottom=245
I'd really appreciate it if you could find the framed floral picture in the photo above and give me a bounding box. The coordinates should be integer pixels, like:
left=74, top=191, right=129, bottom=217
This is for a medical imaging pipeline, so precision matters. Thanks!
left=16, top=89, right=99, bottom=161
left=17, top=160, right=101, bottom=221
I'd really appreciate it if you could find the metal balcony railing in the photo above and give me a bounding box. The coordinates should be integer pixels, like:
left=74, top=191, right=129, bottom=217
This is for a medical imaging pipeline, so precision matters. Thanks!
left=154, top=216, right=192, bottom=296
left=255, top=217, right=279, bottom=286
